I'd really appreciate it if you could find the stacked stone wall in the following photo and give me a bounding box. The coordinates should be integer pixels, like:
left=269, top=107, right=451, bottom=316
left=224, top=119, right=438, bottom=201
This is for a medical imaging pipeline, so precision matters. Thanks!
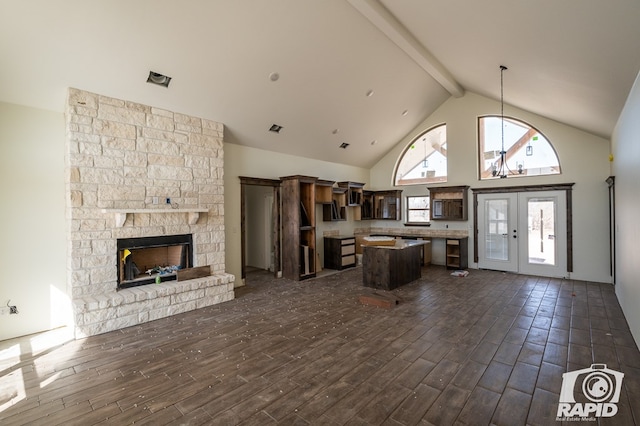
left=65, top=88, right=234, bottom=337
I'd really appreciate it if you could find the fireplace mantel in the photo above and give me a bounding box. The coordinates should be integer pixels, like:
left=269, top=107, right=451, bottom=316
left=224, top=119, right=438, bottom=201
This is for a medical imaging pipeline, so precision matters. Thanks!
left=101, top=208, right=209, bottom=227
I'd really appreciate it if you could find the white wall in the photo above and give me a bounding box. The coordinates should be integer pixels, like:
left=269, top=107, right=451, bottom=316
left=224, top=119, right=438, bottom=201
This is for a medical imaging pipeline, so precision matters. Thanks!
left=0, top=88, right=617, bottom=341
left=611, top=71, right=640, bottom=346
left=223, top=143, right=369, bottom=284
left=245, top=185, right=273, bottom=270
left=371, top=92, right=612, bottom=283
left=0, top=102, right=69, bottom=340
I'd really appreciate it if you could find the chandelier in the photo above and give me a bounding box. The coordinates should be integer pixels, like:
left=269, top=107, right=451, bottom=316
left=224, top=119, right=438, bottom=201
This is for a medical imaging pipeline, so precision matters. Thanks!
left=492, top=65, right=509, bottom=179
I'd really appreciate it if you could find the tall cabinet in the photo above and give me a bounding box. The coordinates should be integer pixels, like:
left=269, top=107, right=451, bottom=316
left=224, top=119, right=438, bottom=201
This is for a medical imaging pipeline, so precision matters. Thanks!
left=281, top=175, right=317, bottom=281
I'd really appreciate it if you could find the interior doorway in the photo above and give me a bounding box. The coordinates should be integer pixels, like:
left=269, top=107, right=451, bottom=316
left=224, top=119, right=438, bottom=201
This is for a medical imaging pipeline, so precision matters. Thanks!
left=245, top=186, right=274, bottom=271
left=239, top=177, right=281, bottom=283
left=473, top=184, right=574, bottom=278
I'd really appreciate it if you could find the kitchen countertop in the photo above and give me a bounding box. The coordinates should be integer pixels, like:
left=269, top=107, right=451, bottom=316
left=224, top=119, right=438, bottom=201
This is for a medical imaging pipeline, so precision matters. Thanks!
left=355, top=227, right=468, bottom=239
left=362, top=239, right=431, bottom=250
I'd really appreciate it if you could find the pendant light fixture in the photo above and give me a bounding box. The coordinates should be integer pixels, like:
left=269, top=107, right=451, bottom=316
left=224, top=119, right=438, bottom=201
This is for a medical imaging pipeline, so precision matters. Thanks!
left=492, top=65, right=509, bottom=178
left=526, top=137, right=534, bottom=156
left=422, top=137, right=428, bottom=168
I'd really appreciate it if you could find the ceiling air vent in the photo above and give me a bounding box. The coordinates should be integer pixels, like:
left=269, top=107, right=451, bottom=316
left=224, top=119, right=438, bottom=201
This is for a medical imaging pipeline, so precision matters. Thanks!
left=339, top=143, right=349, bottom=149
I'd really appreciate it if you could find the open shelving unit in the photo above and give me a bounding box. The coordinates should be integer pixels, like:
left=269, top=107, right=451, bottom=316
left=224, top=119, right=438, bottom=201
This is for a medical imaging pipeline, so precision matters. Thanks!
left=323, top=186, right=347, bottom=221
left=353, top=189, right=402, bottom=221
left=359, top=190, right=374, bottom=220
left=315, top=179, right=334, bottom=204
left=373, top=190, right=402, bottom=220
left=338, top=181, right=365, bottom=206
left=281, top=175, right=317, bottom=280
left=446, top=237, right=469, bottom=269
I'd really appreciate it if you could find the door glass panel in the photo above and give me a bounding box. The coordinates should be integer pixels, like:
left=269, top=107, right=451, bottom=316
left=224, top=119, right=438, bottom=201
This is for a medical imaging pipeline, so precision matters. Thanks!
left=485, top=199, right=509, bottom=261
left=527, top=199, right=556, bottom=266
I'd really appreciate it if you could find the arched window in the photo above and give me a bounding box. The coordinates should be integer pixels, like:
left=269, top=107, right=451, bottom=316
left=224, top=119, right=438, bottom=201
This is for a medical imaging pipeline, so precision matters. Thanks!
left=394, top=124, right=447, bottom=185
left=478, top=116, right=561, bottom=180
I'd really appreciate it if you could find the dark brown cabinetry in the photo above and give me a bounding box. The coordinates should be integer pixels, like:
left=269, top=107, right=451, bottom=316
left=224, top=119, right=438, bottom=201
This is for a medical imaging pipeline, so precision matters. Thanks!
left=315, top=179, right=334, bottom=204
left=362, top=240, right=427, bottom=290
left=322, top=187, right=347, bottom=221
left=446, top=237, right=468, bottom=269
left=323, top=236, right=356, bottom=270
left=360, top=191, right=374, bottom=220
left=373, top=190, right=402, bottom=220
left=281, top=175, right=317, bottom=280
left=356, top=189, right=402, bottom=221
left=338, top=181, right=365, bottom=206
left=429, top=186, right=469, bottom=221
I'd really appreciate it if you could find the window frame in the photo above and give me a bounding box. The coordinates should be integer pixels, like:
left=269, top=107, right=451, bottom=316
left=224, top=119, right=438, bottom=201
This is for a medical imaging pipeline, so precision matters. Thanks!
left=477, top=115, right=561, bottom=180
left=405, top=194, right=431, bottom=226
left=394, top=123, right=448, bottom=186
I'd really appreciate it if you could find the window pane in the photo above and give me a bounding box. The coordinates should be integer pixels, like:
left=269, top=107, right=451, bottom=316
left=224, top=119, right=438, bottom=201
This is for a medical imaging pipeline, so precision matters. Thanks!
left=478, top=116, right=561, bottom=180
left=527, top=198, right=556, bottom=266
left=408, top=196, right=429, bottom=209
left=485, top=199, right=509, bottom=261
left=395, top=124, right=447, bottom=185
left=406, top=196, right=430, bottom=224
left=408, top=210, right=430, bottom=222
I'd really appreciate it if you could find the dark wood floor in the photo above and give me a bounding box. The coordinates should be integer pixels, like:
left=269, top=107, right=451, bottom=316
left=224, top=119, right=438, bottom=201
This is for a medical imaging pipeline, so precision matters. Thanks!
left=1, top=266, right=639, bottom=425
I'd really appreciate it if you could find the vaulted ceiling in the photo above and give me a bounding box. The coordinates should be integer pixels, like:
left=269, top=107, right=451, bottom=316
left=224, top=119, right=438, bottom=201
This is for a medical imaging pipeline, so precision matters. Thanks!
left=2, top=0, right=639, bottom=168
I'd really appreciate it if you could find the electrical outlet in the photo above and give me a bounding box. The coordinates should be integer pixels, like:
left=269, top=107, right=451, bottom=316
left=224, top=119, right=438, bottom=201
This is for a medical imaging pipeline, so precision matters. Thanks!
left=166, top=197, right=171, bottom=204
left=152, top=196, right=159, bottom=205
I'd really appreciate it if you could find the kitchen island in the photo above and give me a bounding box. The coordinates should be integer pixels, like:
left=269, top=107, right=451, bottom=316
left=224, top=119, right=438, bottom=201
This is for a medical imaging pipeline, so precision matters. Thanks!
left=362, top=238, right=431, bottom=290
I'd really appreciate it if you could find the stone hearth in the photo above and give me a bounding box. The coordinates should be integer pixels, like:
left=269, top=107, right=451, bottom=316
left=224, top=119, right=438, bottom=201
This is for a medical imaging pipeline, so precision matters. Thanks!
left=66, top=88, right=234, bottom=338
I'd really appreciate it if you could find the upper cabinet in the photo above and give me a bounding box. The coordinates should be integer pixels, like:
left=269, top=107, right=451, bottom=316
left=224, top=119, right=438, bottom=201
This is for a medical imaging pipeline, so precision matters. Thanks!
left=356, top=189, right=402, bottom=221
left=338, top=181, right=365, bottom=206
left=429, top=185, right=469, bottom=221
left=315, top=179, right=334, bottom=204
left=373, top=190, right=402, bottom=220
left=315, top=179, right=401, bottom=222
left=360, top=190, right=374, bottom=220
left=322, top=186, right=347, bottom=221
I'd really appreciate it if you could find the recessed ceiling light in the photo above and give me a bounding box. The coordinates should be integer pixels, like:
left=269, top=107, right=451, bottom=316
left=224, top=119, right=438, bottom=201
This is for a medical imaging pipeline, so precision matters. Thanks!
left=366, top=89, right=374, bottom=97
left=269, top=72, right=280, bottom=82
left=332, top=129, right=339, bottom=135
left=339, top=142, right=349, bottom=149
left=371, top=140, right=377, bottom=145
left=269, top=124, right=283, bottom=133
left=147, top=71, right=171, bottom=87
left=401, top=109, right=409, bottom=116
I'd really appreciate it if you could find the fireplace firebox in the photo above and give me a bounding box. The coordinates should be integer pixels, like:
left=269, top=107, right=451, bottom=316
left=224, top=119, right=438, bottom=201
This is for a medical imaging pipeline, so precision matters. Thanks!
left=117, top=234, right=193, bottom=289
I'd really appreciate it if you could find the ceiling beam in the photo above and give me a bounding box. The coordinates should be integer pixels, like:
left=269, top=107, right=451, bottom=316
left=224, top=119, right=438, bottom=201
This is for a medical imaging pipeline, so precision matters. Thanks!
left=348, top=0, right=464, bottom=98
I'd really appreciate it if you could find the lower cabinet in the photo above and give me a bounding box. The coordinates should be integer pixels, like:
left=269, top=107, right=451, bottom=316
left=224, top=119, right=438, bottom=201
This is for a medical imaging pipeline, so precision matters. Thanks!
left=446, top=237, right=468, bottom=269
left=324, top=236, right=356, bottom=270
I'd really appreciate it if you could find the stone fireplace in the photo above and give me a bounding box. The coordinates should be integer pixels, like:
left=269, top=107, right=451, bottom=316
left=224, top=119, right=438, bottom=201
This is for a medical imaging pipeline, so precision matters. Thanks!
left=66, top=88, right=234, bottom=338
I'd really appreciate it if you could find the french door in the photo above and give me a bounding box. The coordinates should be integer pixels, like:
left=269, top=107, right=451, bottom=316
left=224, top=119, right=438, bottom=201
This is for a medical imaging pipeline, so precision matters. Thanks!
left=478, top=191, right=567, bottom=278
